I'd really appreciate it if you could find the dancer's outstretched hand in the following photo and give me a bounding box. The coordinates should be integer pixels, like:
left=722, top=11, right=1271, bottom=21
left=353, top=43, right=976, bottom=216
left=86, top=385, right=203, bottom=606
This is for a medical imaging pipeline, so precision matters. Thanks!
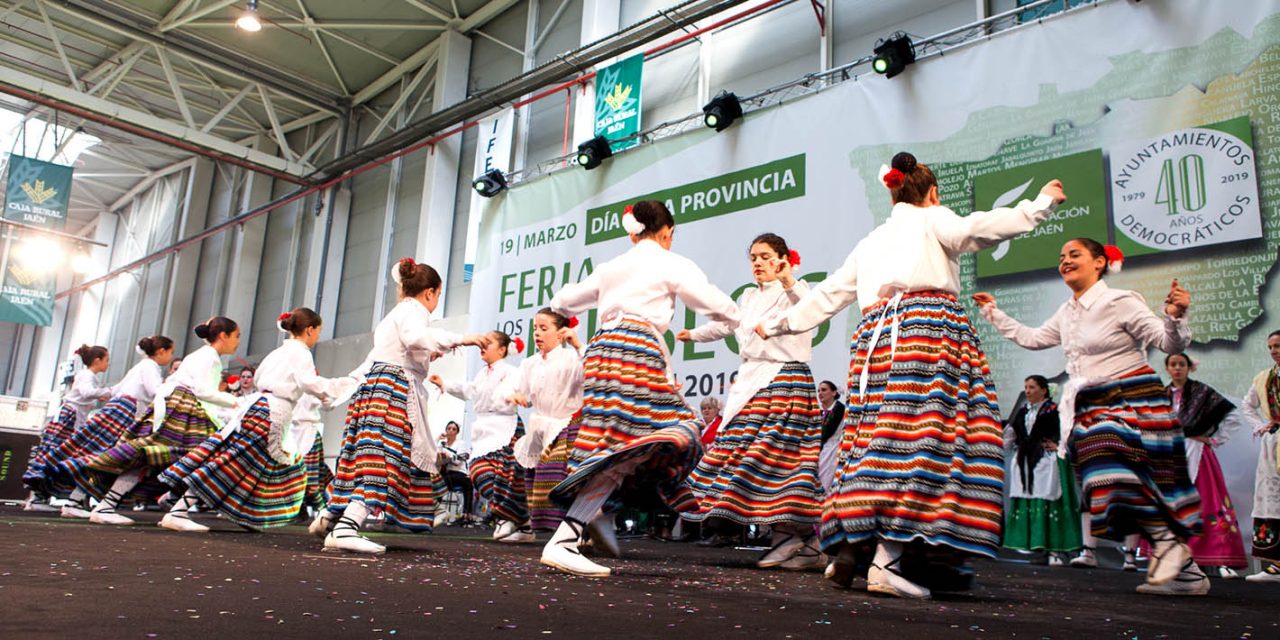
left=428, top=374, right=444, bottom=389
left=463, top=333, right=493, bottom=350
left=675, top=329, right=692, bottom=342
left=1040, top=179, right=1067, bottom=205
left=1164, top=279, right=1190, bottom=318
left=754, top=324, right=769, bottom=340
left=971, top=292, right=996, bottom=308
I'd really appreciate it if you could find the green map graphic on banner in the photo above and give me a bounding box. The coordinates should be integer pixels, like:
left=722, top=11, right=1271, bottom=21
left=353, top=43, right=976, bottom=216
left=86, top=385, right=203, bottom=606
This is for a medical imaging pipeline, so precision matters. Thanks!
left=585, top=154, right=806, bottom=245
left=974, top=148, right=1109, bottom=278
left=4, top=155, right=73, bottom=230
left=1, top=154, right=74, bottom=326
left=594, top=54, right=643, bottom=152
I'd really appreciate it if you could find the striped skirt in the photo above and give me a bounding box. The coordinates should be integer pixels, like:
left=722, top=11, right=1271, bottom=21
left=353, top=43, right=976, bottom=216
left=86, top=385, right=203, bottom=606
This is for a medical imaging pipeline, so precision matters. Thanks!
left=821, top=291, right=1005, bottom=558
left=23, top=404, right=78, bottom=496
left=1071, top=366, right=1200, bottom=541
left=160, top=397, right=307, bottom=529
left=526, top=420, right=581, bottom=530
left=551, top=318, right=703, bottom=513
left=303, top=433, right=332, bottom=510
left=25, top=397, right=138, bottom=498
left=685, top=362, right=823, bottom=526
left=469, top=418, right=528, bottom=524
left=60, top=387, right=215, bottom=500
left=325, top=363, right=441, bottom=532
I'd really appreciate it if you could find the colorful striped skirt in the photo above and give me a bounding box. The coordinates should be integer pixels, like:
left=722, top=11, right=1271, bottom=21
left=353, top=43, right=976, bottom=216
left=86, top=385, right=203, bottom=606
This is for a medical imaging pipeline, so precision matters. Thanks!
left=469, top=418, right=528, bottom=524
left=60, top=387, right=215, bottom=500
left=23, top=404, right=79, bottom=496
left=685, top=362, right=822, bottom=526
left=1071, top=366, right=1200, bottom=541
left=551, top=318, right=703, bottom=513
left=325, top=363, right=441, bottom=532
left=26, top=397, right=138, bottom=498
left=303, top=433, right=332, bottom=510
left=526, top=420, right=581, bottom=530
left=1003, top=458, right=1083, bottom=552
left=160, top=397, right=307, bottom=529
left=821, top=291, right=1005, bottom=558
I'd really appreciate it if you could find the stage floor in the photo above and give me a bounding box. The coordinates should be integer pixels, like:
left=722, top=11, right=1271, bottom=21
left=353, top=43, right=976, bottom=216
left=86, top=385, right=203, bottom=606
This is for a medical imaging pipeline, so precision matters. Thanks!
left=0, top=505, right=1272, bottom=639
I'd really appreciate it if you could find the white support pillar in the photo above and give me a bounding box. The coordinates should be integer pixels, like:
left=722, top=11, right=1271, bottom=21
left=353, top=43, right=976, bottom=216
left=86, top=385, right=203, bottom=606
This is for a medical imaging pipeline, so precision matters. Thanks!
left=819, top=0, right=833, bottom=72
left=413, top=29, right=470, bottom=311
left=571, top=0, right=621, bottom=149
left=223, top=138, right=278, bottom=340
left=309, top=186, right=350, bottom=341
left=162, top=158, right=214, bottom=355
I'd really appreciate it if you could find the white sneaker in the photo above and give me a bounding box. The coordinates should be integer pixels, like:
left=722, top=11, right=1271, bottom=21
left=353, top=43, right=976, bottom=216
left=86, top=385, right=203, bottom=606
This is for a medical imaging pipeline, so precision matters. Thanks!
left=1244, top=566, right=1280, bottom=584
left=1217, top=566, right=1240, bottom=580
left=324, top=530, right=386, bottom=555
left=1136, top=562, right=1209, bottom=596
left=779, top=542, right=827, bottom=572
left=61, top=504, right=91, bottom=519
left=757, top=533, right=803, bottom=569
left=587, top=516, right=620, bottom=558
left=867, top=562, right=931, bottom=600
left=1146, top=540, right=1190, bottom=586
left=308, top=512, right=335, bottom=538
left=89, top=510, right=135, bottom=526
left=159, top=513, right=210, bottom=533
left=493, top=520, right=516, bottom=540
left=24, top=497, right=59, bottom=513
left=1069, top=549, right=1097, bottom=568
left=540, top=520, right=610, bottom=577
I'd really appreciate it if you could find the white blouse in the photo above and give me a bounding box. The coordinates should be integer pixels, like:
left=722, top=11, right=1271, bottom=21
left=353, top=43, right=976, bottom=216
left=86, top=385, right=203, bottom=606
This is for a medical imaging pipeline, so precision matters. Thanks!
left=112, top=359, right=163, bottom=407
left=766, top=194, right=1056, bottom=335
left=982, top=280, right=1191, bottom=381
left=154, top=344, right=239, bottom=428
left=64, top=368, right=112, bottom=420
left=360, top=297, right=464, bottom=376
left=690, top=279, right=812, bottom=364
left=443, top=360, right=519, bottom=460
left=551, top=239, right=740, bottom=334
left=502, top=345, right=585, bottom=421
left=255, top=339, right=338, bottom=408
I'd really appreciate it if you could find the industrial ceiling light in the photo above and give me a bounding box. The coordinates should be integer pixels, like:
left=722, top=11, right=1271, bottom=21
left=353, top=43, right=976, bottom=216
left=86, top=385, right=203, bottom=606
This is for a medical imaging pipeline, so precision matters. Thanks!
left=576, top=135, right=613, bottom=170
left=702, top=91, right=743, bottom=132
left=872, top=33, right=915, bottom=79
left=236, top=0, right=262, bottom=32
left=71, top=250, right=94, bottom=275
left=472, top=169, right=507, bottom=198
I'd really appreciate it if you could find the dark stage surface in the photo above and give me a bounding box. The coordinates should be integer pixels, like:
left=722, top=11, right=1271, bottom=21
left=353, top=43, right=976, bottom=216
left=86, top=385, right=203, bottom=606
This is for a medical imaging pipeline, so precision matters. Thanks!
left=0, top=506, right=1272, bottom=639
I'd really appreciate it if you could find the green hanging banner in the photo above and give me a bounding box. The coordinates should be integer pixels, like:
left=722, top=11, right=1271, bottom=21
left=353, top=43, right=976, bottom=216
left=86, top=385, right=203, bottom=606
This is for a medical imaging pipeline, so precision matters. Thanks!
left=1, top=155, right=74, bottom=326
left=594, top=54, right=644, bottom=152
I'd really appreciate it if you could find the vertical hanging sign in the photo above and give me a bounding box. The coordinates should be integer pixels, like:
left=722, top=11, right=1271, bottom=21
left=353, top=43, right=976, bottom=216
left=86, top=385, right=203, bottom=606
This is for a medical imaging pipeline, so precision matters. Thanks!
left=465, top=109, right=515, bottom=282
left=1, top=155, right=74, bottom=326
left=594, top=54, right=644, bottom=152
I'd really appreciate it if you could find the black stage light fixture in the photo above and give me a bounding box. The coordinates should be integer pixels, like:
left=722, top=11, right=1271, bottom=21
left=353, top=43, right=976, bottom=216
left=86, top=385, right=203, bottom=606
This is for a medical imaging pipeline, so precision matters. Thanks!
left=872, top=33, right=916, bottom=79
left=702, top=91, right=743, bottom=132
left=576, top=135, right=614, bottom=170
left=472, top=169, right=507, bottom=197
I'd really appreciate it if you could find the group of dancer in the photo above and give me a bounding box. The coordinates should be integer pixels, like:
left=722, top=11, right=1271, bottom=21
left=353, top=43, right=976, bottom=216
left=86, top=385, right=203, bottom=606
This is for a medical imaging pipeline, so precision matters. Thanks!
left=19, top=151, right=1280, bottom=600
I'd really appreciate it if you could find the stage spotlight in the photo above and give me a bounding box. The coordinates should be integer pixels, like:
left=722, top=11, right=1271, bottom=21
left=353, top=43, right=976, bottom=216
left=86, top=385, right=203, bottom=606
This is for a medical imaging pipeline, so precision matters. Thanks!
left=872, top=33, right=915, bottom=79
left=576, top=135, right=613, bottom=170
left=236, top=0, right=262, bottom=32
left=702, top=92, right=743, bottom=132
left=473, top=169, right=507, bottom=198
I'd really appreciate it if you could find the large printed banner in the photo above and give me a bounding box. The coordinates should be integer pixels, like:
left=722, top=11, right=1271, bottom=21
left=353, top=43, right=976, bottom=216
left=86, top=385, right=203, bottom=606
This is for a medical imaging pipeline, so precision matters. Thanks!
left=594, top=54, right=643, bottom=152
left=474, top=1, right=1280, bottom=531
left=1, top=155, right=72, bottom=326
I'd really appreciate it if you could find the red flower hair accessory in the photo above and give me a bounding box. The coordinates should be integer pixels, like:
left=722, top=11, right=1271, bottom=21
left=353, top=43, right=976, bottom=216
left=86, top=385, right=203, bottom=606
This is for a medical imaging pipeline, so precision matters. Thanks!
left=787, top=249, right=801, bottom=267
left=512, top=337, right=526, bottom=353
left=568, top=316, right=579, bottom=329
left=278, top=312, right=291, bottom=322
left=398, top=257, right=415, bottom=267
left=1103, top=245, right=1124, bottom=274
left=227, top=375, right=240, bottom=386
left=882, top=168, right=905, bottom=190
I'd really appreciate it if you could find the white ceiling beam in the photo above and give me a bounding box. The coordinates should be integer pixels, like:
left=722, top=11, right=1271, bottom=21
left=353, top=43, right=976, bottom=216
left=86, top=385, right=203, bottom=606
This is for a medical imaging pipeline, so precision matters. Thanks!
left=352, top=39, right=441, bottom=106
left=159, top=0, right=239, bottom=31
left=182, top=19, right=449, bottom=30
left=108, top=157, right=197, bottom=212
left=201, top=83, right=254, bottom=133
left=154, top=47, right=196, bottom=128
left=0, top=64, right=311, bottom=177
left=459, top=0, right=523, bottom=32
left=81, top=147, right=151, bottom=172
left=256, top=83, right=300, bottom=165
left=363, top=54, right=437, bottom=145
left=299, top=120, right=338, bottom=164
left=34, top=0, right=83, bottom=91
left=533, top=0, right=574, bottom=53
left=403, top=0, right=453, bottom=23
left=474, top=29, right=524, bottom=57
left=404, top=77, right=435, bottom=122
left=294, top=0, right=347, bottom=96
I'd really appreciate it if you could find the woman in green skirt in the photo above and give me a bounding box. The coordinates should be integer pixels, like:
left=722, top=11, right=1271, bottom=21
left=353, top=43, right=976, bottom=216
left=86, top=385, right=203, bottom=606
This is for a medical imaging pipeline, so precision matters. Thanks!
left=1003, top=375, right=1082, bottom=564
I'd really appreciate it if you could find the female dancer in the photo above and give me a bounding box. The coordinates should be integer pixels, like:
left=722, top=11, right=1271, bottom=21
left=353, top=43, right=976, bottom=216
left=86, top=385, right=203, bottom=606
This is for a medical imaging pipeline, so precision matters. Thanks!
left=542, top=199, right=740, bottom=578
left=24, top=345, right=113, bottom=511
left=74, top=318, right=241, bottom=525
left=678, top=233, right=823, bottom=571
left=1002, top=375, right=1081, bottom=565
left=44, top=337, right=175, bottom=519
left=758, top=152, right=1064, bottom=599
left=1241, top=330, right=1280, bottom=584
left=429, top=332, right=527, bottom=541
left=975, top=238, right=1202, bottom=596
left=1163, top=353, right=1248, bottom=578
left=158, top=308, right=345, bottom=532
left=311, top=258, right=489, bottom=554
left=504, top=308, right=584, bottom=537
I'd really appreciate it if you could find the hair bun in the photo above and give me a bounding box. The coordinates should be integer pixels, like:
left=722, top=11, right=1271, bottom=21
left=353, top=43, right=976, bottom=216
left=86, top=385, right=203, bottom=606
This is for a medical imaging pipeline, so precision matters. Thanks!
left=74, top=344, right=89, bottom=356
left=397, top=258, right=416, bottom=282
left=891, top=151, right=917, bottom=174
left=193, top=324, right=210, bottom=340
